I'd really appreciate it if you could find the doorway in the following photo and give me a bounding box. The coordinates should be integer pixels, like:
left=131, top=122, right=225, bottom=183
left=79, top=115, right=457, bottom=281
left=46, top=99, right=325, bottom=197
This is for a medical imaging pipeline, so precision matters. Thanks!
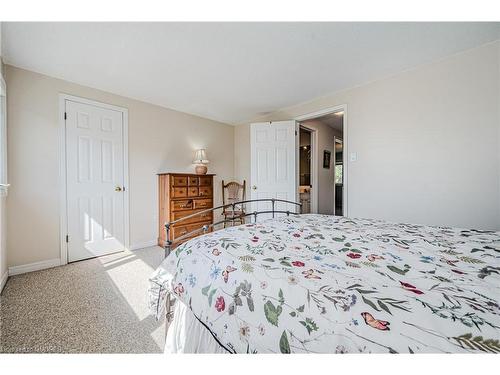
left=334, top=138, right=344, bottom=215
left=299, top=127, right=313, bottom=213
left=249, top=105, right=347, bottom=218
left=296, top=106, right=346, bottom=216
left=60, top=95, right=129, bottom=264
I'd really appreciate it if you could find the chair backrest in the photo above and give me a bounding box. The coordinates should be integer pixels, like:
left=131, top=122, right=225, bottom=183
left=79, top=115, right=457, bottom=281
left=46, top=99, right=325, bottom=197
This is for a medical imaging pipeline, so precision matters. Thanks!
left=222, top=180, right=246, bottom=208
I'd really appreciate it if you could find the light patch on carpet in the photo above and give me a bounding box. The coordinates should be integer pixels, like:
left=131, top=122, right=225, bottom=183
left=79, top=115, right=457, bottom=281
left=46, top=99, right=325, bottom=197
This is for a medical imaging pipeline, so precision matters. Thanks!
left=0, top=246, right=165, bottom=353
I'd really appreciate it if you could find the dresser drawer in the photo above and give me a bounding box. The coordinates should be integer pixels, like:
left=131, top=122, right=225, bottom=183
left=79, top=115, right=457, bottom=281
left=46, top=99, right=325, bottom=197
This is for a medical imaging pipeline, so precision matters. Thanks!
left=198, top=186, right=212, bottom=197
left=172, top=225, right=192, bottom=240
left=172, top=221, right=212, bottom=241
left=192, top=210, right=212, bottom=223
left=194, top=198, right=212, bottom=210
left=172, top=209, right=212, bottom=225
left=188, top=187, right=199, bottom=197
left=171, top=187, right=187, bottom=198
left=172, top=176, right=188, bottom=186
left=199, top=176, right=211, bottom=186
left=159, top=173, right=215, bottom=248
left=171, top=199, right=193, bottom=212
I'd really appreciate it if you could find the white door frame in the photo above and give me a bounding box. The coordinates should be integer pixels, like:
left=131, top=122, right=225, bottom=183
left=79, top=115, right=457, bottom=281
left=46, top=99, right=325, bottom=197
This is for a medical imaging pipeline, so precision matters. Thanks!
left=58, top=94, right=130, bottom=265
left=295, top=104, right=348, bottom=217
left=297, top=124, right=318, bottom=214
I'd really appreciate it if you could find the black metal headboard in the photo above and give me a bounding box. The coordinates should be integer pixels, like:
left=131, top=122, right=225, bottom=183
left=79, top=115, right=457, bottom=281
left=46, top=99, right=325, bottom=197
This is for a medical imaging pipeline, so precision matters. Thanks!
left=164, top=198, right=302, bottom=257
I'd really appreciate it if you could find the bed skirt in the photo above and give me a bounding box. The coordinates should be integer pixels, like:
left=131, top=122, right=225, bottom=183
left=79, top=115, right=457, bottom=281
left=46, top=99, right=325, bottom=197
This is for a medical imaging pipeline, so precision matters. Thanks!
left=165, top=300, right=228, bottom=354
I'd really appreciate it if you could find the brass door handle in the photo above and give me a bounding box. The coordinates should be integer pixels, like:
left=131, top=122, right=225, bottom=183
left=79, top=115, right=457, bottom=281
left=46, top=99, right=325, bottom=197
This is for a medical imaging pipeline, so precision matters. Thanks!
left=252, top=185, right=257, bottom=190
left=115, top=186, right=123, bottom=192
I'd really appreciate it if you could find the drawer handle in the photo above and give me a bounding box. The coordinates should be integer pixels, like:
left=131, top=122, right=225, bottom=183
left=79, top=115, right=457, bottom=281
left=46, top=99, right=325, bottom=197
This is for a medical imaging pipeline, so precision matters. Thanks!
left=179, top=200, right=193, bottom=208
left=180, top=230, right=187, bottom=235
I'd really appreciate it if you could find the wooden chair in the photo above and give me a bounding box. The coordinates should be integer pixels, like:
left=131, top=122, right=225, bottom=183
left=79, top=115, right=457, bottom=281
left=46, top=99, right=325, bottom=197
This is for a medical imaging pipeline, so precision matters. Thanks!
left=222, top=180, right=246, bottom=227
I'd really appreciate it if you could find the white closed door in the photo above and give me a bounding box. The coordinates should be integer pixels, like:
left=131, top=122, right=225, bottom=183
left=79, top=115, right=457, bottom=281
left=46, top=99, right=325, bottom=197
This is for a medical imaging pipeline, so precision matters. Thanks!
left=250, top=121, right=298, bottom=220
left=65, top=100, right=126, bottom=262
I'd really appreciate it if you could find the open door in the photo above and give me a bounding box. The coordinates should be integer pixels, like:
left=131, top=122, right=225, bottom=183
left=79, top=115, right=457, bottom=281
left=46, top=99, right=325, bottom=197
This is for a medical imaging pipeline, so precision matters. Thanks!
left=250, top=121, right=298, bottom=220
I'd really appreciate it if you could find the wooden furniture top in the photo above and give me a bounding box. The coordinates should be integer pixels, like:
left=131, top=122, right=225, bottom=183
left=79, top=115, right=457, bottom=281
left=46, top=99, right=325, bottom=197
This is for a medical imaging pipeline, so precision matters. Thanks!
left=157, top=172, right=216, bottom=176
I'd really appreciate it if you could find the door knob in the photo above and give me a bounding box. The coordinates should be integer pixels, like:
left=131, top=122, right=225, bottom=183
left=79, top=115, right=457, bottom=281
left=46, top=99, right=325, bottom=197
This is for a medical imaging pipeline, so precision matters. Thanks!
left=252, top=185, right=257, bottom=190
left=115, top=186, right=123, bottom=192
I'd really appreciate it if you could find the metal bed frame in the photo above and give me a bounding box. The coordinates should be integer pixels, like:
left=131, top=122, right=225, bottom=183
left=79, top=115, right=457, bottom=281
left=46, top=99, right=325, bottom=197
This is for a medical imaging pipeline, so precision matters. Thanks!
left=162, top=198, right=302, bottom=327
left=163, top=198, right=302, bottom=257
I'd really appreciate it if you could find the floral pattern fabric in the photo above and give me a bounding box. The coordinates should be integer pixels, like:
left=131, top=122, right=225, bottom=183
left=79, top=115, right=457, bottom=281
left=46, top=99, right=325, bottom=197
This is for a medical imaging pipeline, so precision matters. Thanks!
left=149, top=214, right=500, bottom=353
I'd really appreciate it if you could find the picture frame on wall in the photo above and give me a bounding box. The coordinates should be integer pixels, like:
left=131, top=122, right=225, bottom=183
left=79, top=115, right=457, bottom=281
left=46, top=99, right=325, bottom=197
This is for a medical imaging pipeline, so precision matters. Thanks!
left=323, top=150, right=331, bottom=169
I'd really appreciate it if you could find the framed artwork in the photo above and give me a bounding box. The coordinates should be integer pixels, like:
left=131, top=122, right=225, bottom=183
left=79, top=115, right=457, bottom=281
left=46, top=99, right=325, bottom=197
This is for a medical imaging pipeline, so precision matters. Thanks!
left=323, top=150, right=331, bottom=169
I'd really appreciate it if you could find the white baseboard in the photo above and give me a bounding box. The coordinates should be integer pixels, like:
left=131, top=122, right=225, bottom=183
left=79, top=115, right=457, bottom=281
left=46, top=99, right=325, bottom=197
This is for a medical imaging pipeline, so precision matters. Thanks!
left=129, top=240, right=158, bottom=251
left=0, top=269, right=8, bottom=293
left=6, top=243, right=159, bottom=277
left=8, top=258, right=62, bottom=276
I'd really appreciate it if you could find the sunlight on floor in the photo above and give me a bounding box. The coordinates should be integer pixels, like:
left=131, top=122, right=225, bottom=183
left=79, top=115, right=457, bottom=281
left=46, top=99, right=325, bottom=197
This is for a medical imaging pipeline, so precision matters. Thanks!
left=99, top=249, right=160, bottom=321
left=1, top=246, right=165, bottom=353
left=97, top=247, right=166, bottom=350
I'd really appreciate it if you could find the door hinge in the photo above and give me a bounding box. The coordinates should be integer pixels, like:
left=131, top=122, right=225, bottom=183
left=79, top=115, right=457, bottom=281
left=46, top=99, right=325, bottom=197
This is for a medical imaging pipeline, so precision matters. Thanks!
left=66, top=235, right=69, bottom=243
left=295, top=130, right=297, bottom=136
left=64, top=112, right=67, bottom=120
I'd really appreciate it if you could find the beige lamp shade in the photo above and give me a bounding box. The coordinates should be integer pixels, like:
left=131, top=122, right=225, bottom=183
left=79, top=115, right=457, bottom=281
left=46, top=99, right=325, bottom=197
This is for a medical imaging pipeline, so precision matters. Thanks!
left=193, top=149, right=209, bottom=164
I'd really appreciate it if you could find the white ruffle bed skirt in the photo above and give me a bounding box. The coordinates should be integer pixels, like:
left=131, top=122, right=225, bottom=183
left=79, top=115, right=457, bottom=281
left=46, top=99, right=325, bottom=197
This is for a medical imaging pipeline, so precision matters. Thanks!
left=165, top=300, right=228, bottom=354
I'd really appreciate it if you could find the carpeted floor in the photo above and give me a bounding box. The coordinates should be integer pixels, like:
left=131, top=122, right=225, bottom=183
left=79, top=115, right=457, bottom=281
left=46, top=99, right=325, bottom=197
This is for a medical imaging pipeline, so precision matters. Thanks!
left=0, top=246, right=165, bottom=353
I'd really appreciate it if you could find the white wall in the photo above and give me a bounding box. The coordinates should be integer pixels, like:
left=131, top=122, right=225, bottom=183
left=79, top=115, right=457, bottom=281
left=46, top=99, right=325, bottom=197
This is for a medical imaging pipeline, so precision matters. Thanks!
left=0, top=142, right=6, bottom=290
left=0, top=194, right=6, bottom=290
left=0, top=21, right=8, bottom=289
left=498, top=42, right=500, bottom=232
left=236, top=41, right=500, bottom=230
left=234, top=124, right=250, bottom=186
left=6, top=65, right=235, bottom=268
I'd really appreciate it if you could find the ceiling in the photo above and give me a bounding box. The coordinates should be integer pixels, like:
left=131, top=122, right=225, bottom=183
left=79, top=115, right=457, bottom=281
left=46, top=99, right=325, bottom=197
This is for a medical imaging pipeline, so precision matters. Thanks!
left=322, top=113, right=343, bottom=133
left=317, top=112, right=344, bottom=132
left=301, top=111, right=343, bottom=132
left=2, top=22, right=499, bottom=125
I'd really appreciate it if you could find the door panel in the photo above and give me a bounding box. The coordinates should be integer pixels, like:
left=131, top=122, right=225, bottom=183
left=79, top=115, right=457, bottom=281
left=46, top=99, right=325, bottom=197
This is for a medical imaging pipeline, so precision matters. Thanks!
left=250, top=121, right=297, bottom=220
left=256, top=147, right=269, bottom=183
left=66, top=100, right=125, bottom=262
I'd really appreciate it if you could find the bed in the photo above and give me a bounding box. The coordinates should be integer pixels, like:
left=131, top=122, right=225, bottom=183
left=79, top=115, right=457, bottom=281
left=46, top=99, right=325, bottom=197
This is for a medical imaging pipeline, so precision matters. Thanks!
left=148, top=213, right=500, bottom=353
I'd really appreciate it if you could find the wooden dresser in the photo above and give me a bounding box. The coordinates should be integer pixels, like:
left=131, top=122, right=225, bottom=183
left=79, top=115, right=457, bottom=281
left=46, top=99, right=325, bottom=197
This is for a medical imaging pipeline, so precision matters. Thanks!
left=158, top=173, right=215, bottom=247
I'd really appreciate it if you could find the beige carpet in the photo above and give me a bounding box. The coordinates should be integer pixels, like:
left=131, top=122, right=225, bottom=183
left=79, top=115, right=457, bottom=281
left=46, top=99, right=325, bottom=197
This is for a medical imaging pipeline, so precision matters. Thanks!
left=0, top=246, right=165, bottom=353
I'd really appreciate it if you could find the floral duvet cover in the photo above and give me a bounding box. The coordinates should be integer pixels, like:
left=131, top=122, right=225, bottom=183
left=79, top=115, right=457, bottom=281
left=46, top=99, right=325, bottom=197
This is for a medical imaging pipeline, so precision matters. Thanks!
left=149, top=214, right=500, bottom=353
